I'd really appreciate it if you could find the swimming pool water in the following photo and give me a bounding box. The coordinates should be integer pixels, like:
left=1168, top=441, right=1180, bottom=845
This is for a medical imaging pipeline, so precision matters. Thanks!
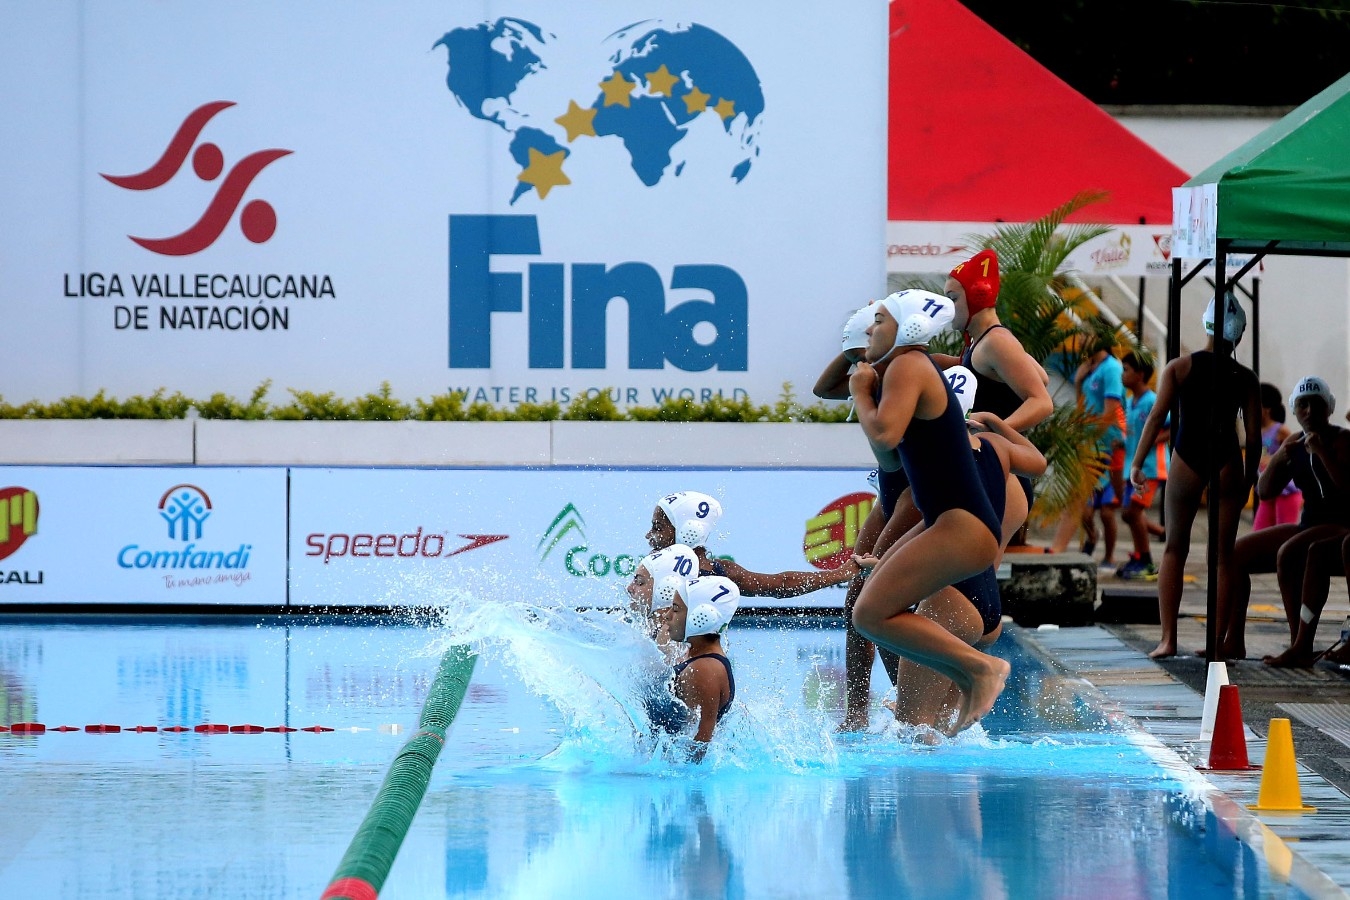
left=0, top=610, right=1311, bottom=899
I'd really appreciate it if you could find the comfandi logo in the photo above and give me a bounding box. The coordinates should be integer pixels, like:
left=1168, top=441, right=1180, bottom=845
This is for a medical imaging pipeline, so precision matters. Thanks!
left=803, top=493, right=875, bottom=571
left=435, top=19, right=763, bottom=203
left=102, top=101, right=291, bottom=255
left=537, top=503, right=638, bottom=578
left=119, top=483, right=252, bottom=575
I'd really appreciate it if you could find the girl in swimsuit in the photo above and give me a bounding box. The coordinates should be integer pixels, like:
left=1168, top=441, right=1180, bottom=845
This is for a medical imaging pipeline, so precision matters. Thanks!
left=891, top=367, right=1047, bottom=734
left=1129, top=292, right=1261, bottom=659
left=849, top=290, right=1011, bottom=735
left=666, top=576, right=741, bottom=761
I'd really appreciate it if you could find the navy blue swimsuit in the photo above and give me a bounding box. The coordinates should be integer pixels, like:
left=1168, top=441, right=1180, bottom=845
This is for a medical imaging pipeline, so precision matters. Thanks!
left=899, top=356, right=1003, bottom=543
left=646, top=653, right=736, bottom=733
left=962, top=325, right=1035, bottom=509
left=950, top=435, right=1005, bottom=634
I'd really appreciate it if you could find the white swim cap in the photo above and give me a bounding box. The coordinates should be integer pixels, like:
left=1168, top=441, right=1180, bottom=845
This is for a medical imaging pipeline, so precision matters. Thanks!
left=1290, top=376, right=1336, bottom=416
left=637, top=543, right=697, bottom=610
left=945, top=365, right=978, bottom=418
left=657, top=491, right=722, bottom=547
left=1202, top=291, right=1247, bottom=345
left=865, top=468, right=879, bottom=491
left=878, top=290, right=956, bottom=349
left=841, top=304, right=874, bottom=353
left=682, top=575, right=740, bottom=636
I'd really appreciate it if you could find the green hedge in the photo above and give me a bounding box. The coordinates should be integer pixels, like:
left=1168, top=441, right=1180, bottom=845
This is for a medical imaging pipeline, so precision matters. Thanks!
left=0, top=380, right=853, bottom=424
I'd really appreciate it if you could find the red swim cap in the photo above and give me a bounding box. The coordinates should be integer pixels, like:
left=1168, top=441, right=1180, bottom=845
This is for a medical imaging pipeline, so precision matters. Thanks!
left=949, top=249, right=1000, bottom=315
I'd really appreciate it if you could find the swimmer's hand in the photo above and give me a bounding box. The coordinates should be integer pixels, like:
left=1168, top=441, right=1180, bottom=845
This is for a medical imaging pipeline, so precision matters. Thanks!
left=849, top=362, right=879, bottom=396
left=1130, top=465, right=1146, bottom=489
left=852, top=553, right=880, bottom=572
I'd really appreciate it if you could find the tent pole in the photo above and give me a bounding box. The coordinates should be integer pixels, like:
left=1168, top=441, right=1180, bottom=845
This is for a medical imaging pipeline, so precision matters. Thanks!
left=1252, top=277, right=1260, bottom=381
left=1137, top=276, right=1147, bottom=343
left=1205, top=242, right=1230, bottom=662
left=1167, top=258, right=1182, bottom=362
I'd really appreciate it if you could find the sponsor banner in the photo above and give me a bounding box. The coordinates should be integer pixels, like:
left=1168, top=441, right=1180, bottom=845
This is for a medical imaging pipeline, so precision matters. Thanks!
left=0, top=467, right=285, bottom=605
left=289, top=468, right=875, bottom=609
left=887, top=221, right=1183, bottom=277
left=1, top=2, right=885, bottom=408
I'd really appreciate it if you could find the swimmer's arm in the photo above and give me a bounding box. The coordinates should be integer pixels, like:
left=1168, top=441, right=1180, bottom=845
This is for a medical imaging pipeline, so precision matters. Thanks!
left=714, top=555, right=865, bottom=598
left=676, top=659, right=725, bottom=754
left=971, top=413, right=1047, bottom=477
left=1241, top=375, right=1263, bottom=488
left=979, top=331, right=1054, bottom=432
left=814, top=352, right=855, bottom=400
left=1312, top=430, right=1350, bottom=492
left=931, top=352, right=962, bottom=369
left=1256, top=436, right=1296, bottom=500
left=851, top=353, right=924, bottom=449
left=1131, top=361, right=1180, bottom=483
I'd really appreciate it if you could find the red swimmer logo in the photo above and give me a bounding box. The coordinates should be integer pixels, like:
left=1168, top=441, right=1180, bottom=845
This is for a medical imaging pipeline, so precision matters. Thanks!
left=101, top=101, right=291, bottom=256
left=0, top=487, right=39, bottom=562
left=803, top=492, right=875, bottom=570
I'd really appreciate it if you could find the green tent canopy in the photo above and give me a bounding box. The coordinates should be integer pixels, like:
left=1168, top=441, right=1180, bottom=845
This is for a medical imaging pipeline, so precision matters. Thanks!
left=1175, top=71, right=1350, bottom=256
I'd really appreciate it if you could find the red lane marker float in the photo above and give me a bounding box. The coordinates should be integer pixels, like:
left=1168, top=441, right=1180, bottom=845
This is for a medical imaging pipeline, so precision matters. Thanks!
left=321, top=876, right=377, bottom=900
left=264, top=725, right=297, bottom=733
left=162, top=725, right=190, bottom=733
left=230, top=724, right=264, bottom=734
left=53, top=725, right=80, bottom=732
left=194, top=724, right=229, bottom=734
left=302, top=725, right=335, bottom=733
left=85, top=724, right=122, bottom=734
left=10, top=723, right=44, bottom=734
left=0, top=725, right=8, bottom=733
left=132, top=725, right=159, bottom=733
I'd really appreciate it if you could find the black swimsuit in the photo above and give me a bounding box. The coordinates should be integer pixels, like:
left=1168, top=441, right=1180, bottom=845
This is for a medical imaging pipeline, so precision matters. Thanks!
left=899, top=356, right=1003, bottom=543
left=646, top=652, right=736, bottom=734
left=1172, top=351, right=1248, bottom=480
left=950, top=435, right=1005, bottom=634
left=1288, top=438, right=1350, bottom=527
left=963, top=324, right=1035, bottom=509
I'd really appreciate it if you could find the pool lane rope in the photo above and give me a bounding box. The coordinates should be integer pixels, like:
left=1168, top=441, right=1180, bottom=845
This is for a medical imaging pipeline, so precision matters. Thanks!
left=320, top=645, right=477, bottom=900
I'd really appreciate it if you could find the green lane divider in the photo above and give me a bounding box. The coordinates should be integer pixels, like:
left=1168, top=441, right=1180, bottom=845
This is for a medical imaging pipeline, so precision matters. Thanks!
left=320, top=645, right=477, bottom=900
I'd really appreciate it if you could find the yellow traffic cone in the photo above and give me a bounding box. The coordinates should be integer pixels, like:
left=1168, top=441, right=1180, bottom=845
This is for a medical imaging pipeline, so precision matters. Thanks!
left=1249, top=718, right=1315, bottom=813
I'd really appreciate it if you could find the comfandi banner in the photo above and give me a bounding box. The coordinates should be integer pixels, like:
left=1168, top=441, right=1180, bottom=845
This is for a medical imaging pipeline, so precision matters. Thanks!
left=0, top=467, right=286, bottom=605
left=0, top=2, right=886, bottom=408
left=289, top=468, right=875, bottom=610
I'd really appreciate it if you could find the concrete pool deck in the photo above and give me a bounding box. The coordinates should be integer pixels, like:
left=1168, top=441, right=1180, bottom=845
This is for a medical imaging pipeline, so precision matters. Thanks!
left=1021, top=513, right=1350, bottom=897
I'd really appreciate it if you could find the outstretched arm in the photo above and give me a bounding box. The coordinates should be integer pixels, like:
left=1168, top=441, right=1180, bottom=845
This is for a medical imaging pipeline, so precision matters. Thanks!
left=714, top=555, right=874, bottom=598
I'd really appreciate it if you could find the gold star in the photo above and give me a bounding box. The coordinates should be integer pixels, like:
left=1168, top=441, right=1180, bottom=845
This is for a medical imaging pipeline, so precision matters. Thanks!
left=554, top=100, right=597, bottom=142
left=682, top=84, right=710, bottom=115
left=645, top=64, right=679, bottom=97
left=713, top=98, right=736, bottom=120
left=598, top=70, right=636, bottom=107
left=517, top=148, right=570, bottom=200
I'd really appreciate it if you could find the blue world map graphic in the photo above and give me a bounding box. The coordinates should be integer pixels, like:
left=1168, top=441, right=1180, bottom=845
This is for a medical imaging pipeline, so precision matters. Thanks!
left=434, top=18, right=764, bottom=203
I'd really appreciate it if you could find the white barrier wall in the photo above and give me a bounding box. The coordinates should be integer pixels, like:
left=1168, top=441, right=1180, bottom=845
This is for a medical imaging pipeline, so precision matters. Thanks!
left=0, top=463, right=875, bottom=609
left=290, top=468, right=874, bottom=610
left=0, top=468, right=286, bottom=605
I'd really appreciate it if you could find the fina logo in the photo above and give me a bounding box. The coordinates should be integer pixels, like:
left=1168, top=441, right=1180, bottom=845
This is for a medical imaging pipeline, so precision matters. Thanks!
left=439, top=19, right=759, bottom=374
left=102, top=101, right=291, bottom=256
left=118, top=483, right=252, bottom=571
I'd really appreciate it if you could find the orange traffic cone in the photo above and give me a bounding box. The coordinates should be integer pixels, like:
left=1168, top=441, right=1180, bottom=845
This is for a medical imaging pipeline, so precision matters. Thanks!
left=1197, top=685, right=1260, bottom=771
left=1250, top=718, right=1316, bottom=813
